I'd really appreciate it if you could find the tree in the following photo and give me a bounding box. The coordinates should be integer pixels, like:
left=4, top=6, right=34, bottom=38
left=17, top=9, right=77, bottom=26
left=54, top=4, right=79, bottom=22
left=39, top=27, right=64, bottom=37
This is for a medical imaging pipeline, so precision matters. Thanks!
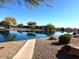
left=27, top=21, right=37, bottom=31
left=27, top=21, right=36, bottom=28
left=0, top=21, right=9, bottom=28
left=61, top=27, right=65, bottom=32
left=65, top=27, right=73, bottom=33
left=4, top=17, right=17, bottom=26
left=46, top=24, right=55, bottom=32
left=18, top=24, right=23, bottom=28
left=27, top=21, right=36, bottom=26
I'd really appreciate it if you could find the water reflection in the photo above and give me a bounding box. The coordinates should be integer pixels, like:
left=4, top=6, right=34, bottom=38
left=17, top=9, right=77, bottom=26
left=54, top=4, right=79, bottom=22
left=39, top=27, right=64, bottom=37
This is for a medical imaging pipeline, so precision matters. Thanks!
left=0, top=31, right=9, bottom=35
left=45, top=32, right=55, bottom=37
left=52, top=31, right=67, bottom=38
left=4, top=34, right=16, bottom=42
left=27, top=32, right=36, bottom=37
left=0, top=31, right=16, bottom=42
left=17, top=31, right=23, bottom=33
left=0, top=30, right=71, bottom=42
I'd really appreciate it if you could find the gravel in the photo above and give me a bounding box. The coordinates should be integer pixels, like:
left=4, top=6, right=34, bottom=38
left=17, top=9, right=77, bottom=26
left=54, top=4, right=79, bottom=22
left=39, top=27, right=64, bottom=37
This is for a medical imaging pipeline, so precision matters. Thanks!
left=32, top=39, right=79, bottom=59
left=0, top=40, right=26, bottom=59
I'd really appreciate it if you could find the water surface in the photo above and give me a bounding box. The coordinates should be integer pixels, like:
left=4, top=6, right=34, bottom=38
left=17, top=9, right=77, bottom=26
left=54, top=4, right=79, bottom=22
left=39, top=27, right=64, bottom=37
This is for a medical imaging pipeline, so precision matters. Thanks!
left=0, top=30, right=71, bottom=42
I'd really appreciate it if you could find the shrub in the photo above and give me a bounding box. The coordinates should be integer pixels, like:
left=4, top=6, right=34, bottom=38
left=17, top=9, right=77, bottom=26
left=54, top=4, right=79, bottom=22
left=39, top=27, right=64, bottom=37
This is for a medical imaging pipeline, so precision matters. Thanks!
left=59, top=34, right=72, bottom=44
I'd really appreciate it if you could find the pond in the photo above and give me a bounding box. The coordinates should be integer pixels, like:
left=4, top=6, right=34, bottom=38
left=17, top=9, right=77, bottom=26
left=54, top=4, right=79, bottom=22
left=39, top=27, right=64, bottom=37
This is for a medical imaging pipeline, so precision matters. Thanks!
left=0, top=30, right=72, bottom=42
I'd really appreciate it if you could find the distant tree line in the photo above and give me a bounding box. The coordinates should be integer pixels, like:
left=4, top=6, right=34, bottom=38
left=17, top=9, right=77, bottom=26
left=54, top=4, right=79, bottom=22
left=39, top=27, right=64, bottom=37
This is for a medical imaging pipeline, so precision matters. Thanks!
left=0, top=17, right=77, bottom=33
left=0, top=17, right=55, bottom=33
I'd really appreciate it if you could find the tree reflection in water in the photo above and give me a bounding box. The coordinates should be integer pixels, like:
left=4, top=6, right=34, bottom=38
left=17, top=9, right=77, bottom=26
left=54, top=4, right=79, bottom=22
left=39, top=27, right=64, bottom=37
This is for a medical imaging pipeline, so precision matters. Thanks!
left=27, top=32, right=36, bottom=38
left=45, top=31, right=55, bottom=37
left=4, top=34, right=16, bottom=42
left=0, top=31, right=16, bottom=42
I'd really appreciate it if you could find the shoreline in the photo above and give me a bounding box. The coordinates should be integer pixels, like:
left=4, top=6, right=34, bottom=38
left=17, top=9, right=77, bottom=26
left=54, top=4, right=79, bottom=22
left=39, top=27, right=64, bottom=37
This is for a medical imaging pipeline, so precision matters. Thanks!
left=0, top=37, right=79, bottom=59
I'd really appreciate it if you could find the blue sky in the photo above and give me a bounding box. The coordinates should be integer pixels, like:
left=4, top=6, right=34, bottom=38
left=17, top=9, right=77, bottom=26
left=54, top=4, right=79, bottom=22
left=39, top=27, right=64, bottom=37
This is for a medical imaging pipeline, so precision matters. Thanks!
left=0, top=0, right=79, bottom=28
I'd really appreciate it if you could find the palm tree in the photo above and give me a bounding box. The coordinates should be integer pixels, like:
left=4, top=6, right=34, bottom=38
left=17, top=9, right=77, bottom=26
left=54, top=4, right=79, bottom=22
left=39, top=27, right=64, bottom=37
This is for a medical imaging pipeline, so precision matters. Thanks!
left=0, top=0, right=52, bottom=8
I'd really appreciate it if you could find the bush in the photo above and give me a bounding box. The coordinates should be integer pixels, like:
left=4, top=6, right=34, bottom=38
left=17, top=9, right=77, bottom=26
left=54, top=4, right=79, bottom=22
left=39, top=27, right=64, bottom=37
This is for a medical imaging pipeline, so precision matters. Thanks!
left=59, top=34, right=72, bottom=44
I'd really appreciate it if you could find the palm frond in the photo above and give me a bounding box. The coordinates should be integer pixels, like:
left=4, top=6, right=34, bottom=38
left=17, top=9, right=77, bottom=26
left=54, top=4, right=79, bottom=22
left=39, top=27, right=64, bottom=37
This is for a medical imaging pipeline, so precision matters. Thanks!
left=0, top=0, right=53, bottom=8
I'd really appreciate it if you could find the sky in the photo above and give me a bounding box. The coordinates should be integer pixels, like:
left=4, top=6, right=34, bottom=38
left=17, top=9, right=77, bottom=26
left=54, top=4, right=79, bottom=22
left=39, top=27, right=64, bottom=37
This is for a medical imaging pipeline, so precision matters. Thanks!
left=0, top=0, right=79, bottom=28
